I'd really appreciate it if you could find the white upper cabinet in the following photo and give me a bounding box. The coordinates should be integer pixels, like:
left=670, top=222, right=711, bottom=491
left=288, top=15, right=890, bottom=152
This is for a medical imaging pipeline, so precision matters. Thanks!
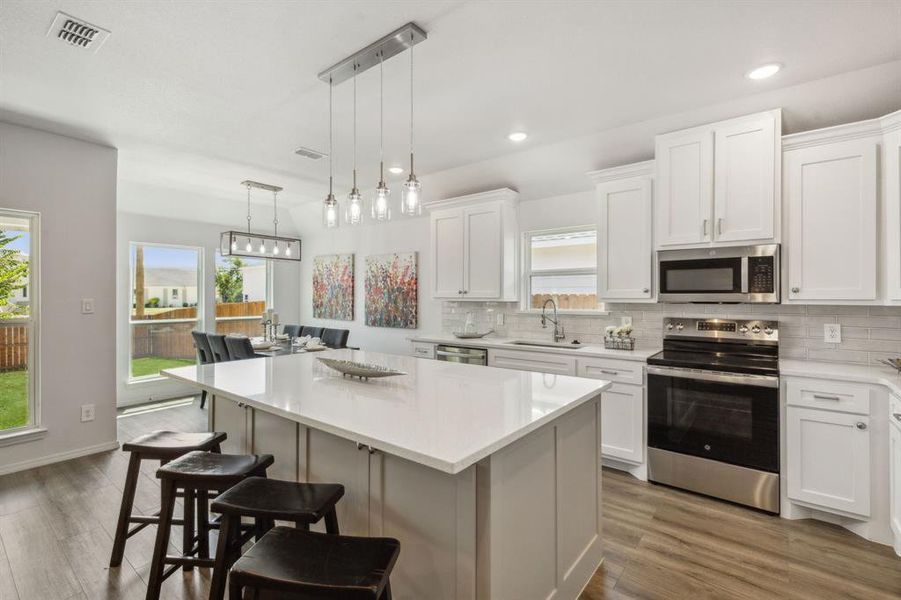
left=655, top=128, right=713, bottom=247
left=784, top=135, right=878, bottom=302
left=588, top=161, right=654, bottom=301
left=713, top=114, right=778, bottom=242
left=428, top=188, right=518, bottom=301
left=882, top=111, right=901, bottom=301
left=655, top=109, right=781, bottom=249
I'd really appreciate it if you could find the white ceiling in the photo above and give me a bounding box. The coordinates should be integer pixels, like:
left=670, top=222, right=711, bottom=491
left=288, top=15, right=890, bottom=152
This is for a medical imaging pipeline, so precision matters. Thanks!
left=1, top=0, right=900, bottom=213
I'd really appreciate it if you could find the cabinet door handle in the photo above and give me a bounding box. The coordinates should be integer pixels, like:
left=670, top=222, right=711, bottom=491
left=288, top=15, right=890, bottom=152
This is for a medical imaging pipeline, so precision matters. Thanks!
left=458, top=290, right=463, bottom=295
left=856, top=422, right=867, bottom=430
left=717, top=218, right=723, bottom=236
left=812, top=394, right=841, bottom=401
left=893, top=413, right=901, bottom=422
left=791, top=287, right=800, bottom=294
left=642, top=288, right=650, bottom=294
left=702, top=219, right=708, bottom=237
left=600, top=369, right=618, bottom=375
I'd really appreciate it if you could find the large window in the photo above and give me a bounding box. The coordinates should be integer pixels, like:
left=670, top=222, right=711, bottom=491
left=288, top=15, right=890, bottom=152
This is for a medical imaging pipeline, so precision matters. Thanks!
left=129, top=243, right=201, bottom=380
left=524, top=228, right=599, bottom=310
left=215, top=252, right=270, bottom=337
left=0, top=210, right=39, bottom=434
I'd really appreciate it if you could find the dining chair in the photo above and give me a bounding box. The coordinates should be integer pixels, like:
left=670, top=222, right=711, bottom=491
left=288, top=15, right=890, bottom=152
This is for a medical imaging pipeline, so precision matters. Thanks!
left=225, top=336, right=259, bottom=360
left=283, top=324, right=302, bottom=338
left=300, top=326, right=325, bottom=338
left=208, top=334, right=232, bottom=363
left=191, top=331, right=215, bottom=408
left=321, top=328, right=350, bottom=349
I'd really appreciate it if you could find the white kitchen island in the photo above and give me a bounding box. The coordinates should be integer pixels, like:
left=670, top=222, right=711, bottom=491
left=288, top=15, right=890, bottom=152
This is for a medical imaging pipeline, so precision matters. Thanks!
left=163, top=349, right=610, bottom=600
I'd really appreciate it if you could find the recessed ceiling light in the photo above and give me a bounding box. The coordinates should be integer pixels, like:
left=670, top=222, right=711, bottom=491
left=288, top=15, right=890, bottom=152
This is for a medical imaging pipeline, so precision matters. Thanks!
left=746, top=63, right=782, bottom=80
left=508, top=131, right=528, bottom=142
left=388, top=166, right=404, bottom=175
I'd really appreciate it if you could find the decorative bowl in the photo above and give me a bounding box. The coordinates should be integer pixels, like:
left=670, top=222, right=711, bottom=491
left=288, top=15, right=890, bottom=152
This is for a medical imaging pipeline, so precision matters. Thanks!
left=452, top=330, right=493, bottom=339
left=880, top=358, right=901, bottom=372
left=317, top=358, right=406, bottom=380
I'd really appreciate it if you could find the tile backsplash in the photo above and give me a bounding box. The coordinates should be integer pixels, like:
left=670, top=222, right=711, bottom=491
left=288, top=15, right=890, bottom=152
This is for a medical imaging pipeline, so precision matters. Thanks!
left=441, top=301, right=901, bottom=366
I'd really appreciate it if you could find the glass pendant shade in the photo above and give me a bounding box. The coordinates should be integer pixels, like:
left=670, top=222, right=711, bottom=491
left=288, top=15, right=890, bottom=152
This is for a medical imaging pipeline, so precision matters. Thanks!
left=345, top=188, right=364, bottom=225
left=323, top=194, right=340, bottom=228
left=371, top=182, right=391, bottom=221
left=401, top=175, right=422, bottom=216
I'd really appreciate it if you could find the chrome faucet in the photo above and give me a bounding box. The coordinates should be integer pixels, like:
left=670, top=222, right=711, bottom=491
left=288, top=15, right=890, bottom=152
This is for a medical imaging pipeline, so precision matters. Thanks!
left=540, top=298, right=565, bottom=342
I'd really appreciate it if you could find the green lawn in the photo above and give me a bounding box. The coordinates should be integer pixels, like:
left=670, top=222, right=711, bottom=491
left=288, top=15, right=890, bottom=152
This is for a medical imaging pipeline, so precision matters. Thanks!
left=0, top=369, right=28, bottom=431
left=132, top=356, right=195, bottom=378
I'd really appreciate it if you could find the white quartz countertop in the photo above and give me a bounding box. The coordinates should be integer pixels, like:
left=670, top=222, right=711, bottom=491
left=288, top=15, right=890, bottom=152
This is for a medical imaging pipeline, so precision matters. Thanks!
left=410, top=333, right=659, bottom=362
left=780, top=359, right=901, bottom=397
left=163, top=349, right=611, bottom=474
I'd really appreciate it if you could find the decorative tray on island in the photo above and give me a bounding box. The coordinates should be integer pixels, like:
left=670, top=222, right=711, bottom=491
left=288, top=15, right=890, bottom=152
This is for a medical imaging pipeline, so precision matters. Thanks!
left=452, top=329, right=493, bottom=339
left=317, top=358, right=406, bottom=380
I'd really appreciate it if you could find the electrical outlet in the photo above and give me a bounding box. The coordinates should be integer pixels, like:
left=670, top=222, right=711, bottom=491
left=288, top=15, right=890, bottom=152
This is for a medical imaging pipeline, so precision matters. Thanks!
left=824, top=324, right=842, bottom=343
left=621, top=316, right=632, bottom=327
left=496, top=312, right=505, bottom=326
left=80, top=404, right=95, bottom=422
left=81, top=298, right=95, bottom=314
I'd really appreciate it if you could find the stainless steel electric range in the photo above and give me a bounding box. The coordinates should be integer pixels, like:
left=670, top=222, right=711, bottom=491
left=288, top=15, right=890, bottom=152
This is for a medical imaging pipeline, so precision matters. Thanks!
left=646, top=317, right=780, bottom=513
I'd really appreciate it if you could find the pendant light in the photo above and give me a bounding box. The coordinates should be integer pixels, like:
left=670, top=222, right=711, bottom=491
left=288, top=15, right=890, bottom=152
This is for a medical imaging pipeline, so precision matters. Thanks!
left=345, top=62, right=364, bottom=225
left=401, top=30, right=422, bottom=216
left=370, top=51, right=391, bottom=221
left=322, top=75, right=339, bottom=228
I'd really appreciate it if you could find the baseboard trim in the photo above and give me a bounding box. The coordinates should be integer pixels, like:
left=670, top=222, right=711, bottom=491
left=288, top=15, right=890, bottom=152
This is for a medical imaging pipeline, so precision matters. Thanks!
left=0, top=439, right=120, bottom=476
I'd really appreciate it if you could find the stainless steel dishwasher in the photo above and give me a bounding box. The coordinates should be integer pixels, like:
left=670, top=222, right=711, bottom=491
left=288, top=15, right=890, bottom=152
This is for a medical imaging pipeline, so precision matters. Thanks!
left=436, top=344, right=488, bottom=366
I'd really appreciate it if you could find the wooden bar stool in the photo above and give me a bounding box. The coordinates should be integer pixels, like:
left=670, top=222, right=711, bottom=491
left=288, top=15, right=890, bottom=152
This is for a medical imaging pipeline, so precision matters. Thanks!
left=109, top=430, right=227, bottom=568
left=228, top=526, right=400, bottom=600
left=144, top=451, right=274, bottom=600
left=207, top=476, right=345, bottom=600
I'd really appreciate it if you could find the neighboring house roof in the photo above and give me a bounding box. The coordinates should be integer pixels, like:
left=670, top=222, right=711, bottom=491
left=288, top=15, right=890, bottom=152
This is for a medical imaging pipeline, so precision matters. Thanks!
left=144, top=268, right=196, bottom=287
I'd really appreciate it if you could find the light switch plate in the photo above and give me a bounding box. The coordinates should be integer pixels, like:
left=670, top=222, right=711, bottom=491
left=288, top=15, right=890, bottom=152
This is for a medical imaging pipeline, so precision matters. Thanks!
left=496, top=312, right=505, bottom=326
left=81, top=298, right=95, bottom=314
left=824, top=323, right=842, bottom=343
left=80, top=404, right=95, bottom=422
left=621, top=316, right=632, bottom=327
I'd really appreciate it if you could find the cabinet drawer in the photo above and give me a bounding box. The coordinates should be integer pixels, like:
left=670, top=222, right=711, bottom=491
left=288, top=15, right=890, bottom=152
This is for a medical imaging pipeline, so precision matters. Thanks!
left=411, top=342, right=436, bottom=359
left=577, top=357, right=643, bottom=385
left=785, top=378, right=870, bottom=415
left=488, top=349, right=576, bottom=376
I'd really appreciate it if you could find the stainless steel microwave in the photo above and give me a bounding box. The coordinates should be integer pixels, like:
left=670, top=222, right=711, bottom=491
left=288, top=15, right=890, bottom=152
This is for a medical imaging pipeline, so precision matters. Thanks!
left=657, top=244, right=780, bottom=303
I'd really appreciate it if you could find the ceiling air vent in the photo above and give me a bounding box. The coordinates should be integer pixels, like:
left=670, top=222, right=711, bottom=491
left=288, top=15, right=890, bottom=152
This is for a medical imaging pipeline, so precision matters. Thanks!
left=47, top=12, right=110, bottom=53
left=294, top=146, right=327, bottom=161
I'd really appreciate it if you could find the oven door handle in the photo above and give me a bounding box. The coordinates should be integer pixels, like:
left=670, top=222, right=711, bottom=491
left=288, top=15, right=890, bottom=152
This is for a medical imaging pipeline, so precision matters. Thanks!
left=647, top=365, right=779, bottom=388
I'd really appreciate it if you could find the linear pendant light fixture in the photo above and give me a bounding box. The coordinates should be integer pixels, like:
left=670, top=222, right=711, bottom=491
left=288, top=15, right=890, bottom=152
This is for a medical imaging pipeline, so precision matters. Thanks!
left=317, top=22, right=427, bottom=228
left=322, top=75, right=339, bottom=228
left=221, top=181, right=301, bottom=262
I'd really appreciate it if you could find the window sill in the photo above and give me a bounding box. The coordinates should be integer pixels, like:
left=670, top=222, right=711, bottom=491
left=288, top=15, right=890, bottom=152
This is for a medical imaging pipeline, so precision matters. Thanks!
left=0, top=427, right=47, bottom=448
left=514, top=309, right=611, bottom=316
left=126, top=375, right=174, bottom=386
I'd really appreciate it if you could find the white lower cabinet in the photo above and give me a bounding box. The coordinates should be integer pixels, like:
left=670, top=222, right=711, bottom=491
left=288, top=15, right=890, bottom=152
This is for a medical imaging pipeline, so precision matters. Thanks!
left=211, top=396, right=251, bottom=454
left=890, top=394, right=901, bottom=555
left=787, top=404, right=871, bottom=518
left=488, top=348, right=576, bottom=375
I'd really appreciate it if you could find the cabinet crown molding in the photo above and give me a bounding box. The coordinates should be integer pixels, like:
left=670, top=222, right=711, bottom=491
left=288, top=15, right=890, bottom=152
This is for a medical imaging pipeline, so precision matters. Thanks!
left=425, top=187, right=518, bottom=210
left=587, top=160, right=655, bottom=184
left=783, top=117, right=885, bottom=151
left=881, top=109, right=901, bottom=134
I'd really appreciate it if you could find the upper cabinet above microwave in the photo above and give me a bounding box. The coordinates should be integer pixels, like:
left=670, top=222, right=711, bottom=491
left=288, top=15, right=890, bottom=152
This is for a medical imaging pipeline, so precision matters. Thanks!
left=655, top=109, right=781, bottom=250
left=428, top=188, right=519, bottom=301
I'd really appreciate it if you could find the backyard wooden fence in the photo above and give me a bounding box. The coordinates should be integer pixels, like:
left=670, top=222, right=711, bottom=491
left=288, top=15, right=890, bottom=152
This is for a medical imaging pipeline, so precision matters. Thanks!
left=531, top=294, right=598, bottom=310
left=0, top=324, right=28, bottom=371
left=131, top=301, right=268, bottom=360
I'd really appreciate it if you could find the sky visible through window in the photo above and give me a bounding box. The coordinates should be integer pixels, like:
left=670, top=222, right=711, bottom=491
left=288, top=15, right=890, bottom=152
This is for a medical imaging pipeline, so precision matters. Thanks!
left=131, top=244, right=198, bottom=268
left=3, top=231, right=29, bottom=254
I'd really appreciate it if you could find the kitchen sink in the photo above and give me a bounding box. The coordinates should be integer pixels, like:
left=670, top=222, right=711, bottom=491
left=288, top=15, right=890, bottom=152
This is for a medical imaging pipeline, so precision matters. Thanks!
left=507, top=340, right=586, bottom=350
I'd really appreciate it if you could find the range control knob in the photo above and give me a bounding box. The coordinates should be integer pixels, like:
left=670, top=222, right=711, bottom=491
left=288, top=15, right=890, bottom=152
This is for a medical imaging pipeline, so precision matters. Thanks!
left=666, top=323, right=675, bottom=331
left=739, top=325, right=749, bottom=334
left=764, top=326, right=774, bottom=335
left=675, top=322, right=684, bottom=331
left=751, top=325, right=761, bottom=334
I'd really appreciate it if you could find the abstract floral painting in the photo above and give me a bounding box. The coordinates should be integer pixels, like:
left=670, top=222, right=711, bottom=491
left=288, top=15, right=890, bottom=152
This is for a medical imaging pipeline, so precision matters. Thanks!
left=312, top=254, right=354, bottom=320
left=365, top=252, right=418, bottom=329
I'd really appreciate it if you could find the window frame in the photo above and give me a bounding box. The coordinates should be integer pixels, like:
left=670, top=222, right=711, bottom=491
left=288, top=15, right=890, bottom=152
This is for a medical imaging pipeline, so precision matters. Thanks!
left=0, top=208, right=43, bottom=444
left=127, top=241, right=204, bottom=384
left=520, top=225, right=606, bottom=314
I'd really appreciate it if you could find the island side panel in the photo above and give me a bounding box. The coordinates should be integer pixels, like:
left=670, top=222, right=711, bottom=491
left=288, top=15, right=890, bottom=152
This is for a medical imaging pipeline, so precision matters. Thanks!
left=252, top=410, right=299, bottom=482
left=481, top=397, right=603, bottom=600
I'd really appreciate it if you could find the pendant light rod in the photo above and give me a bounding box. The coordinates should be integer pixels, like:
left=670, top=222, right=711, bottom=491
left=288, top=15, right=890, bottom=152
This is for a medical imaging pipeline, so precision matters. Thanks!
left=317, top=22, right=427, bottom=85
left=328, top=75, right=334, bottom=195
left=353, top=62, right=357, bottom=189
left=379, top=49, right=384, bottom=182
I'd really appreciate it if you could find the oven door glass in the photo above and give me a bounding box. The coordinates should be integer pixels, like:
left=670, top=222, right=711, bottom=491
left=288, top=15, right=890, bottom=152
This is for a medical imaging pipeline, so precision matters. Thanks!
left=647, top=372, right=778, bottom=472
left=659, top=257, right=742, bottom=294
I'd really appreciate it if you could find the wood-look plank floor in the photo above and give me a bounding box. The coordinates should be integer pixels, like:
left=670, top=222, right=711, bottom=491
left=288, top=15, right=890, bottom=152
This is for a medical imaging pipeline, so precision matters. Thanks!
left=0, top=397, right=898, bottom=599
